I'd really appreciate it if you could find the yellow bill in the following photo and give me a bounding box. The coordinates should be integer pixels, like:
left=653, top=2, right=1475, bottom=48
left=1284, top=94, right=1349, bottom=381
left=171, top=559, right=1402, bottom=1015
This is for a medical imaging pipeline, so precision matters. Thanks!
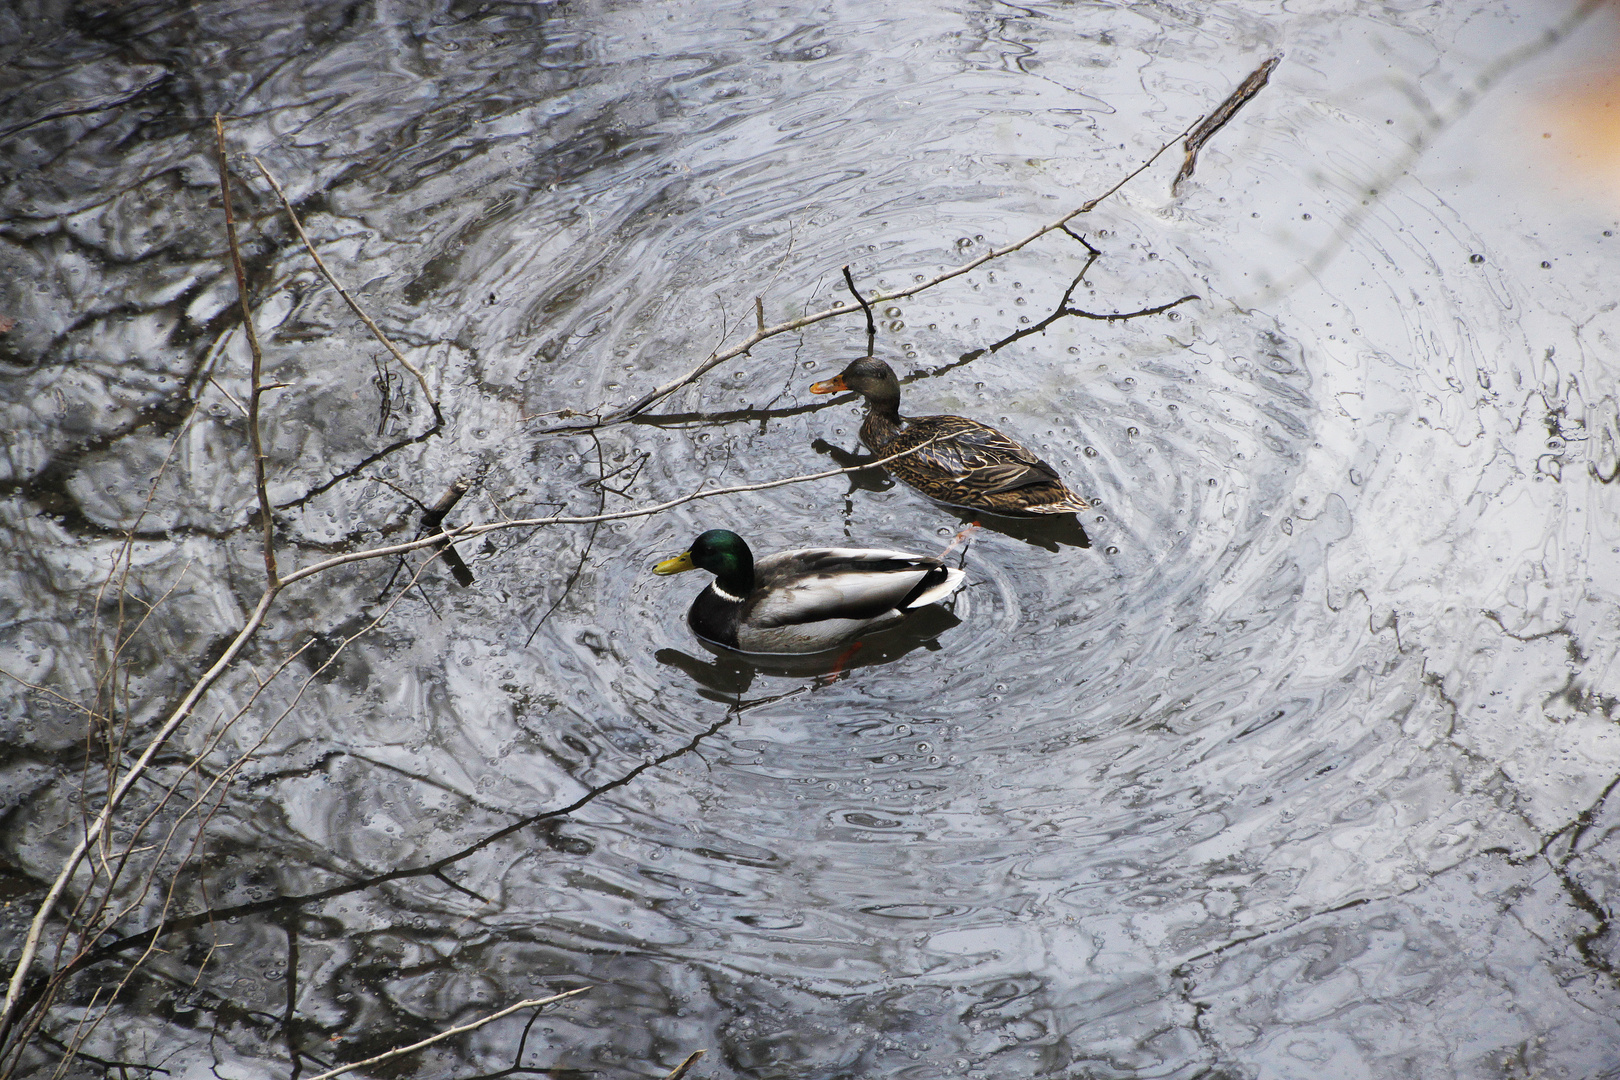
left=652, top=551, right=696, bottom=575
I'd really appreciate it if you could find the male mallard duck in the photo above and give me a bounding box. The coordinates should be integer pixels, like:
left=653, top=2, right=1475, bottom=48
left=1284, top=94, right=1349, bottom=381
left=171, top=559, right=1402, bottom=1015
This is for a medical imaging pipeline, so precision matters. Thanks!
left=810, top=356, right=1090, bottom=515
left=652, top=529, right=966, bottom=654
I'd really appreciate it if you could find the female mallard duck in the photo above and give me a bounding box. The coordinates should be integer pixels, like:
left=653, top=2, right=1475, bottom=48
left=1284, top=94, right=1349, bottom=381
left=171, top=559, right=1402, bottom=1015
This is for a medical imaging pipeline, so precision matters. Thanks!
left=652, top=529, right=966, bottom=654
left=810, top=356, right=1090, bottom=515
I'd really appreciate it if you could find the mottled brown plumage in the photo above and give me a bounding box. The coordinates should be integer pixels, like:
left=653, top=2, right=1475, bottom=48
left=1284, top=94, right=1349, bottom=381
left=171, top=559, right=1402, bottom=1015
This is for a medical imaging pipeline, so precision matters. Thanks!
left=810, top=357, right=1090, bottom=516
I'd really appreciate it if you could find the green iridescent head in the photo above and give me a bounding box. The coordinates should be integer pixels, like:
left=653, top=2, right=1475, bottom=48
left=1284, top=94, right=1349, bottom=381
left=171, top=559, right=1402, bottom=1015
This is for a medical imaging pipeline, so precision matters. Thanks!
left=653, top=529, right=755, bottom=594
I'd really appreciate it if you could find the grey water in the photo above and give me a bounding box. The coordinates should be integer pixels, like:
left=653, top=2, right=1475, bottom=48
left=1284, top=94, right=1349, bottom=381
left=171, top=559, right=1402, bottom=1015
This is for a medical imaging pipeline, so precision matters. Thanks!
left=3, top=1, right=1620, bottom=1078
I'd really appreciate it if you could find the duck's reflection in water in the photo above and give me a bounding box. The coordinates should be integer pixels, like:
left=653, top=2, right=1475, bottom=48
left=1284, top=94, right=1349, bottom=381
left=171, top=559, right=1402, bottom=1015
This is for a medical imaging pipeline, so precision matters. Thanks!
left=655, top=603, right=963, bottom=700
left=950, top=508, right=1091, bottom=551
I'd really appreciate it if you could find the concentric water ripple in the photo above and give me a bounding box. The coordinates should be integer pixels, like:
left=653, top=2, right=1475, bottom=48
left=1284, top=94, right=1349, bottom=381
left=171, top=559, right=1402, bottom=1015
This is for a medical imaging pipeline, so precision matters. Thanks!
left=4, top=2, right=1620, bottom=1079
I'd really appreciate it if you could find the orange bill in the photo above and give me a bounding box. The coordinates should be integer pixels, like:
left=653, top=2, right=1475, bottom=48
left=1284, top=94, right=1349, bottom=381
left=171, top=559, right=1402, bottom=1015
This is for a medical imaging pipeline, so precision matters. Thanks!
left=808, top=375, right=848, bottom=394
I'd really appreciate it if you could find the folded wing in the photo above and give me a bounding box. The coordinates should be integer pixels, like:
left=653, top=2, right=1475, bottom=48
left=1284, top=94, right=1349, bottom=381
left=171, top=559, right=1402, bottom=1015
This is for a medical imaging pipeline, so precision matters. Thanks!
left=750, top=548, right=966, bottom=628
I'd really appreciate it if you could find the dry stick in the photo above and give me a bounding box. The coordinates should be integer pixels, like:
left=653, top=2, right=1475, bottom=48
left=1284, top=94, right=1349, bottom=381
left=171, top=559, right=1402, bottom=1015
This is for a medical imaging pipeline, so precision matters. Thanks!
left=252, top=157, right=444, bottom=428
left=665, top=1049, right=705, bottom=1080
left=579, top=120, right=1199, bottom=429
left=421, top=478, right=474, bottom=587
left=301, top=988, right=589, bottom=1080
left=1174, top=54, right=1282, bottom=194
left=214, top=116, right=279, bottom=588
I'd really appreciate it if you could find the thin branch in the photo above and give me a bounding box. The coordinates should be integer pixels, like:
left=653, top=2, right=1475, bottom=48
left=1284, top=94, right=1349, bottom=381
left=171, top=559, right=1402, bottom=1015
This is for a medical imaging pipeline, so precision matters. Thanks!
left=0, top=439, right=942, bottom=1038
left=842, top=265, right=875, bottom=353
left=1065, top=295, right=1200, bottom=322
left=214, top=115, right=278, bottom=588
left=664, top=1050, right=705, bottom=1080
left=276, top=436, right=950, bottom=590
left=252, top=157, right=444, bottom=428
left=205, top=375, right=247, bottom=418
left=301, top=989, right=588, bottom=1080
left=975, top=292, right=1200, bottom=357
left=0, top=587, right=279, bottom=1037
left=433, top=870, right=492, bottom=905
left=555, top=119, right=1198, bottom=429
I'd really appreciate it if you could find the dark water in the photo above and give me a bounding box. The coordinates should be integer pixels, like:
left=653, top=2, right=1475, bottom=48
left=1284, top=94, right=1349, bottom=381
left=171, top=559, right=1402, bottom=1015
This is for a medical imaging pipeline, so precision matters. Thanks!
left=4, top=1, right=1620, bottom=1077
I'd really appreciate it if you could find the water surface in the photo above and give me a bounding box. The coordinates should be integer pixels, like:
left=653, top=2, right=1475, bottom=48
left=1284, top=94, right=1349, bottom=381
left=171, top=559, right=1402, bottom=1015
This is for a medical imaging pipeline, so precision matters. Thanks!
left=3, top=1, right=1620, bottom=1078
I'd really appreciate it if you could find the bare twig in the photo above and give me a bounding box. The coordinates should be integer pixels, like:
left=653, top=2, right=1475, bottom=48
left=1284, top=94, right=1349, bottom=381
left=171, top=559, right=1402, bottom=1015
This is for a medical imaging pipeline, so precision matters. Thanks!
left=842, top=265, right=876, bottom=354
left=1175, top=54, right=1283, bottom=193
left=564, top=120, right=1199, bottom=429
left=301, top=989, right=588, bottom=1080
left=754, top=296, right=765, bottom=332
left=0, top=435, right=947, bottom=1040
left=252, top=157, right=444, bottom=428
left=205, top=375, right=248, bottom=417
left=974, top=292, right=1200, bottom=357
left=664, top=1050, right=705, bottom=1080
left=214, top=115, right=278, bottom=588
left=1, top=587, right=278, bottom=1036
left=276, top=435, right=951, bottom=590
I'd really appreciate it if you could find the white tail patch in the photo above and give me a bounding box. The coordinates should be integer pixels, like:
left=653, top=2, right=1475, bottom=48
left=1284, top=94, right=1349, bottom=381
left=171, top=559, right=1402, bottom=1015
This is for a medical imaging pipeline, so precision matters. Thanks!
left=905, top=567, right=967, bottom=608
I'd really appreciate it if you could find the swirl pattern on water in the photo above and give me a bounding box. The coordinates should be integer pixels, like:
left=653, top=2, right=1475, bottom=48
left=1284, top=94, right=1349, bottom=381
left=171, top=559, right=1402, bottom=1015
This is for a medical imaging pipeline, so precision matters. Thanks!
left=3, top=1, right=1620, bottom=1078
